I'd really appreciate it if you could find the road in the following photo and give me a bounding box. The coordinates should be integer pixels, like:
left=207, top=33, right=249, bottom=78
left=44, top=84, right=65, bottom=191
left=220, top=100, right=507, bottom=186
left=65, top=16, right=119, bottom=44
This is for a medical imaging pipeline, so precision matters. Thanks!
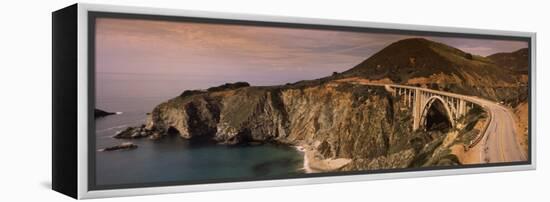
left=471, top=98, right=527, bottom=163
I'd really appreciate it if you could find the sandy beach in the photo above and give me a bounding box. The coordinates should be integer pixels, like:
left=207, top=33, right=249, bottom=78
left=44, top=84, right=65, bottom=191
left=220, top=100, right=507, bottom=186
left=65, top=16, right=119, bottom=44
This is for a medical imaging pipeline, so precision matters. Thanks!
left=295, top=144, right=351, bottom=173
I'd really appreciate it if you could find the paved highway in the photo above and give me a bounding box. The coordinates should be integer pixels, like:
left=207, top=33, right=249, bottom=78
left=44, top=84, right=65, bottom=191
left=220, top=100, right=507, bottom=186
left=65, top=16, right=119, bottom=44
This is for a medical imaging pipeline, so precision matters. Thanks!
left=472, top=98, right=527, bottom=163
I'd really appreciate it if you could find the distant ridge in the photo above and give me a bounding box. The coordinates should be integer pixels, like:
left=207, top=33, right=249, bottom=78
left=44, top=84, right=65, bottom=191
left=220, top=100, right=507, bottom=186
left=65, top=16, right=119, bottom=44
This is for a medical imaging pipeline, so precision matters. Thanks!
left=340, top=38, right=517, bottom=86
left=488, top=48, right=529, bottom=72
left=332, top=38, right=527, bottom=102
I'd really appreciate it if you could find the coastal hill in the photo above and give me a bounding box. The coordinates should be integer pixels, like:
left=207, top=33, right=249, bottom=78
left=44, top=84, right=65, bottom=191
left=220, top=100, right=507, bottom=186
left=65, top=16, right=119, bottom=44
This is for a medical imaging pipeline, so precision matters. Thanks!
left=336, top=38, right=526, bottom=103
left=487, top=48, right=529, bottom=72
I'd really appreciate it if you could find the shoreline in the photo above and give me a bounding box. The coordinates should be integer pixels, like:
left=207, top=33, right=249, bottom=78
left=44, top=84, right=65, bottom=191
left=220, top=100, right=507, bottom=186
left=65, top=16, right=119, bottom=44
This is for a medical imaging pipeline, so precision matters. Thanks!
left=294, top=144, right=351, bottom=173
left=293, top=145, right=314, bottom=173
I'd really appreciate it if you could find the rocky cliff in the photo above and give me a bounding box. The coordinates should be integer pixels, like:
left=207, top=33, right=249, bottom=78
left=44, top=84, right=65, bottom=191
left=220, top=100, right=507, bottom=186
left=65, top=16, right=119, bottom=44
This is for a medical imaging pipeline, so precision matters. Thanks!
left=134, top=83, right=400, bottom=154
left=116, top=80, right=467, bottom=171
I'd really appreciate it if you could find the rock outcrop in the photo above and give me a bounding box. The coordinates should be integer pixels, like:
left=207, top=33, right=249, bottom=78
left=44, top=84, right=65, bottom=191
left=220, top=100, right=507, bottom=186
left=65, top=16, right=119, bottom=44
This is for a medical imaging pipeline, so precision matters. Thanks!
left=99, top=142, right=138, bottom=152
left=95, top=108, right=115, bottom=118
left=114, top=124, right=163, bottom=140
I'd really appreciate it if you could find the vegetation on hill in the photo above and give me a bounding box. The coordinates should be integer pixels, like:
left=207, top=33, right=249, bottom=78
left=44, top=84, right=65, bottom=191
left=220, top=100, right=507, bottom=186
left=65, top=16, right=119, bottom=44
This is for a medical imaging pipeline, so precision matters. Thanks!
left=334, top=38, right=527, bottom=104
left=488, top=48, right=529, bottom=72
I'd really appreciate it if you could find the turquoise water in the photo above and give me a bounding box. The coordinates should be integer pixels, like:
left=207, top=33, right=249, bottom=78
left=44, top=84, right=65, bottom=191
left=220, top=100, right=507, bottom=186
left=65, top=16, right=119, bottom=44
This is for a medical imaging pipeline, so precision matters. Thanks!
left=94, top=98, right=304, bottom=186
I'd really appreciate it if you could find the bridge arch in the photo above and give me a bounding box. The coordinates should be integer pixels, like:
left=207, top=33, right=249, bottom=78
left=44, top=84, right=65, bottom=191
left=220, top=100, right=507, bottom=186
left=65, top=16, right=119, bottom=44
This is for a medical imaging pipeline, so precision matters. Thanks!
left=419, top=95, right=455, bottom=131
left=387, top=85, right=474, bottom=131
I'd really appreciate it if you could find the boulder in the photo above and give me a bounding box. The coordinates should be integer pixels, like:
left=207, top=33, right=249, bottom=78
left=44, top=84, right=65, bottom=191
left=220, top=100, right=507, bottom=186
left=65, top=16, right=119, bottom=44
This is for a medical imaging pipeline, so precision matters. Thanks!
left=114, top=125, right=152, bottom=139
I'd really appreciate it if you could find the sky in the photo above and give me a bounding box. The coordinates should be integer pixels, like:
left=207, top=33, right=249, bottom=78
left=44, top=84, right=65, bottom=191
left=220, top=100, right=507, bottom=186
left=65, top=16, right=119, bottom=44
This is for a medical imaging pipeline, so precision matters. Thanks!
left=95, top=17, right=528, bottom=87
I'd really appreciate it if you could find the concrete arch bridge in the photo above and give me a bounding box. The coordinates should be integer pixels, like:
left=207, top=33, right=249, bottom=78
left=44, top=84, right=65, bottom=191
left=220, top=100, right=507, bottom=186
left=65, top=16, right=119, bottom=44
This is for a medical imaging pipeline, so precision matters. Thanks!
left=350, top=82, right=527, bottom=163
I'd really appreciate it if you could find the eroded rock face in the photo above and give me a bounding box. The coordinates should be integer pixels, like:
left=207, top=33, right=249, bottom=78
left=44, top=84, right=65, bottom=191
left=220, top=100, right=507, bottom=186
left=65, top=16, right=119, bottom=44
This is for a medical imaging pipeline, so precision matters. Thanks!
left=279, top=84, right=396, bottom=160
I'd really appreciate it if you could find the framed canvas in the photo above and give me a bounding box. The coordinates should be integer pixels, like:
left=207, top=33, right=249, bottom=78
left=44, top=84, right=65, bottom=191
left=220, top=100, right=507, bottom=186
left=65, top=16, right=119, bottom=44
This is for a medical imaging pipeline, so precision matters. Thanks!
left=52, top=3, right=536, bottom=199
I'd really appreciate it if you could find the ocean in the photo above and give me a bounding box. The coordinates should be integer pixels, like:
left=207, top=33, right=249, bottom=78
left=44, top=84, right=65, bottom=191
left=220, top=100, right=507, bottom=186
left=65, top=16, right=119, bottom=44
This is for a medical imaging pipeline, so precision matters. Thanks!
left=94, top=72, right=304, bottom=186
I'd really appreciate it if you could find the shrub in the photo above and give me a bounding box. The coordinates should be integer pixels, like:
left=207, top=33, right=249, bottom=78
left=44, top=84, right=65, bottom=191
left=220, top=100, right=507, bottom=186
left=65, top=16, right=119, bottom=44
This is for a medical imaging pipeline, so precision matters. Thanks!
left=207, top=82, right=250, bottom=92
left=180, top=90, right=205, bottom=97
